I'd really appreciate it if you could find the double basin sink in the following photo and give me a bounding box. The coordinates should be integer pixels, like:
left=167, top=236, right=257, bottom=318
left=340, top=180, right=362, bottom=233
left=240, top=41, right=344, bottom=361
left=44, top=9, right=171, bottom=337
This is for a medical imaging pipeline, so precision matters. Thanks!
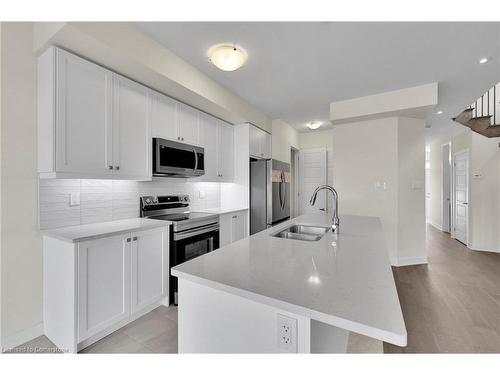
left=272, top=224, right=331, bottom=242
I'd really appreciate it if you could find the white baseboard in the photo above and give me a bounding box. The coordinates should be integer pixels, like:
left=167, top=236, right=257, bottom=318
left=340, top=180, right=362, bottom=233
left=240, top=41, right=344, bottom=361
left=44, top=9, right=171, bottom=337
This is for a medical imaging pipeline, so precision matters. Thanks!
left=1, top=323, right=44, bottom=352
left=468, top=244, right=500, bottom=254
left=395, top=256, right=428, bottom=267
left=427, top=221, right=443, bottom=231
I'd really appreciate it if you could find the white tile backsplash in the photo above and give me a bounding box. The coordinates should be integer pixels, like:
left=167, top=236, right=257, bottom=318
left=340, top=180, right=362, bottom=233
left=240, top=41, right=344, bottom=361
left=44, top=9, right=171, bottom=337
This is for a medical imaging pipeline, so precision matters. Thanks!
left=39, top=178, right=221, bottom=229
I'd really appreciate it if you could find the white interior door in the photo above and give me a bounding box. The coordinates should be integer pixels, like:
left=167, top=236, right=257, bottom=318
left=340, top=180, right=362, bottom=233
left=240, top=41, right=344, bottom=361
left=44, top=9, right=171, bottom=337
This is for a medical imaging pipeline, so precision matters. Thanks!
left=442, top=144, right=451, bottom=232
left=299, top=148, right=327, bottom=215
left=453, top=150, right=469, bottom=245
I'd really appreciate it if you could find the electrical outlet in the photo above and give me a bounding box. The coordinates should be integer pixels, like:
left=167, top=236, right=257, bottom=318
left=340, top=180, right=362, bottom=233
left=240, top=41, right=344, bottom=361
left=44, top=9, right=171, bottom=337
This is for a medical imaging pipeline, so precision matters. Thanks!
left=69, top=192, right=80, bottom=206
left=277, top=314, right=297, bottom=353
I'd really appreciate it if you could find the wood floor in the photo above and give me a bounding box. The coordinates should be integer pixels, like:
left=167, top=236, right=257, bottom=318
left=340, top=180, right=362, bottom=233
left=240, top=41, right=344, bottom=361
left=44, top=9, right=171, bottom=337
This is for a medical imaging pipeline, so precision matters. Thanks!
left=384, top=225, right=500, bottom=353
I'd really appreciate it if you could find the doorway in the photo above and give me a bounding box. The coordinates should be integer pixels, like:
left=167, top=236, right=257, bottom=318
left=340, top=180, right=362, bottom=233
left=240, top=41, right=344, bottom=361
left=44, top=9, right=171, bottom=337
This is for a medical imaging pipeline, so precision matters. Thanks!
left=452, top=149, right=469, bottom=245
left=442, top=143, right=451, bottom=232
left=298, top=148, right=328, bottom=215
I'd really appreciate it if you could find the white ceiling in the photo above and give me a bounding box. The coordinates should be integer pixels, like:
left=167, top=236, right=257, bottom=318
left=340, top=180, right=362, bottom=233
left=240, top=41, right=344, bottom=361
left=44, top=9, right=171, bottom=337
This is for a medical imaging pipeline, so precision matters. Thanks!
left=135, top=22, right=500, bottom=140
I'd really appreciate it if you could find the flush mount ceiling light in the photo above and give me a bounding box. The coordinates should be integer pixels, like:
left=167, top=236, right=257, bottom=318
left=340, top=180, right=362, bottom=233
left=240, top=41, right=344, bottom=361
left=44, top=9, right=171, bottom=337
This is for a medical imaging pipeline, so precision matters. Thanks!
left=437, top=110, right=443, bottom=115
left=479, top=57, right=489, bottom=64
left=306, top=121, right=322, bottom=130
left=207, top=44, right=248, bottom=72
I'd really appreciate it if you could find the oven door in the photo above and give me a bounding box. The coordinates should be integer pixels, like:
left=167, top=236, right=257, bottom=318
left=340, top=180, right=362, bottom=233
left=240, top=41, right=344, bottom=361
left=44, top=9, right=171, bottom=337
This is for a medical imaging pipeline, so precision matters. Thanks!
left=170, top=224, right=219, bottom=304
left=153, top=138, right=204, bottom=177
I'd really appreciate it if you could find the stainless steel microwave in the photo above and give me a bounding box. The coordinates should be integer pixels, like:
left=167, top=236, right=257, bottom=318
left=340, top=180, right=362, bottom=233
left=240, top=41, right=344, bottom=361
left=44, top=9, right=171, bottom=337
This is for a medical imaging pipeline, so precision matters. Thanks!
left=153, top=138, right=205, bottom=178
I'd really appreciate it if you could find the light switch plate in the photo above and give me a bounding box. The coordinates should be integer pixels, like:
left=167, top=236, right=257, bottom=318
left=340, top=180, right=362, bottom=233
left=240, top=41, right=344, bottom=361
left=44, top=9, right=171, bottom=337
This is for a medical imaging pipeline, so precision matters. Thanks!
left=70, top=192, right=80, bottom=206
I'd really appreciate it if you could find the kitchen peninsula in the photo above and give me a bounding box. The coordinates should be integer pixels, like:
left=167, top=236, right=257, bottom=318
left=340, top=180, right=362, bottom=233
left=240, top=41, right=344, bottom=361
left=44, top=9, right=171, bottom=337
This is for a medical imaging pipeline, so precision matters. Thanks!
left=172, top=213, right=407, bottom=353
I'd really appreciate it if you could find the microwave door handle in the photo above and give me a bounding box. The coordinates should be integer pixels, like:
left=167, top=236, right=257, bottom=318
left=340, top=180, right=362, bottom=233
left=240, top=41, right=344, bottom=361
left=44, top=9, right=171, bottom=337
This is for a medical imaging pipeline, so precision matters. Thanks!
left=193, top=149, right=198, bottom=172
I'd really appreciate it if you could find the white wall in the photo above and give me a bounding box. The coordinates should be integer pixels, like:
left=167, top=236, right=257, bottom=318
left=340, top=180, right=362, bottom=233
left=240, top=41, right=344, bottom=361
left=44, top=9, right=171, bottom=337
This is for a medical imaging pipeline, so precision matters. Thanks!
left=332, top=117, right=426, bottom=265
left=271, top=119, right=299, bottom=163
left=332, top=118, right=399, bottom=264
left=397, top=118, right=426, bottom=262
left=1, top=23, right=43, bottom=339
left=299, top=129, right=334, bottom=150
left=468, top=132, right=500, bottom=251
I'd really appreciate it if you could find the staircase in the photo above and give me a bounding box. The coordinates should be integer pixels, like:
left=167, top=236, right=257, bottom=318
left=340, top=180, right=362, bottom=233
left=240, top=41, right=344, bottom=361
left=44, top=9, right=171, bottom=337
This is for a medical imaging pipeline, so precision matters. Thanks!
left=453, top=83, right=500, bottom=137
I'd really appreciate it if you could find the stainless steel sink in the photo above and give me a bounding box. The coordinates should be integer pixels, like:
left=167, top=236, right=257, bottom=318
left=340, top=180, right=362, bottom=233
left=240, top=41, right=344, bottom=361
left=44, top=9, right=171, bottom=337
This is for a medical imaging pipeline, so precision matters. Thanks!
left=272, top=225, right=330, bottom=242
left=286, top=225, right=330, bottom=236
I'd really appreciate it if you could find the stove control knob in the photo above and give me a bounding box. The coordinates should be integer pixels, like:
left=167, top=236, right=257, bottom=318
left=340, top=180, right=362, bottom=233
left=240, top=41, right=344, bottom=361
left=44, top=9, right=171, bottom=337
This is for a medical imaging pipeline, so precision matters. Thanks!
left=145, top=198, right=151, bottom=204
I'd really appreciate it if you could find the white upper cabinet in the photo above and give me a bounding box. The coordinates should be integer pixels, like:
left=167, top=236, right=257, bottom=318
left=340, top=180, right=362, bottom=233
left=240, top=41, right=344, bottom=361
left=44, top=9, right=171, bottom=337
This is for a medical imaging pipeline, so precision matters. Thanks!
left=218, top=121, right=234, bottom=182
left=53, top=48, right=114, bottom=175
left=152, top=95, right=200, bottom=146
left=112, top=75, right=152, bottom=180
left=249, top=125, right=261, bottom=157
left=199, top=112, right=218, bottom=181
left=178, top=103, right=200, bottom=145
left=152, top=92, right=178, bottom=141
left=249, top=124, right=271, bottom=159
left=38, top=47, right=152, bottom=180
left=38, top=47, right=234, bottom=182
left=262, top=131, right=272, bottom=159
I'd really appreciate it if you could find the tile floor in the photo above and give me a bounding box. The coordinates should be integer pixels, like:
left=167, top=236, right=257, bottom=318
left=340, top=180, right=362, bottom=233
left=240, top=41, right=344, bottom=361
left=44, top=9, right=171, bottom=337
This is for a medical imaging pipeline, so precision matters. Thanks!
left=10, top=304, right=381, bottom=353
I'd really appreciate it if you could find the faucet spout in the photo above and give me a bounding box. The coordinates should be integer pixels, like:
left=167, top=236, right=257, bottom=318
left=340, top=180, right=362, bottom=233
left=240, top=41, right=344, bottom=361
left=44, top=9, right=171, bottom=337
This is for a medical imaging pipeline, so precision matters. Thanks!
left=309, top=185, right=340, bottom=232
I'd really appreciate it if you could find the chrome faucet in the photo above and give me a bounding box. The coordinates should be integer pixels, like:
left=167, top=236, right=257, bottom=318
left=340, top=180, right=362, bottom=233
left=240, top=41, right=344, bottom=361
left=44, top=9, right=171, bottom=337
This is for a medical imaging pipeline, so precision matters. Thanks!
left=310, top=185, right=340, bottom=232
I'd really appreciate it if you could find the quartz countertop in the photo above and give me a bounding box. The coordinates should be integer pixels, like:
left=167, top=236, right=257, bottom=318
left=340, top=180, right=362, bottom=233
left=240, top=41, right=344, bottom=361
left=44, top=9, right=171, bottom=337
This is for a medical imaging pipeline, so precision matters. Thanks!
left=42, top=218, right=170, bottom=243
left=172, top=213, right=407, bottom=346
left=192, top=207, right=248, bottom=215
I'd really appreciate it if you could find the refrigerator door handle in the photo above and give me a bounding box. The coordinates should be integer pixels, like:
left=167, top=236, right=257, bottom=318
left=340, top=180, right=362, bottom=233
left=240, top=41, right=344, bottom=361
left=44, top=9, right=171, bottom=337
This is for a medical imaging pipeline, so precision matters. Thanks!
left=280, top=171, right=286, bottom=210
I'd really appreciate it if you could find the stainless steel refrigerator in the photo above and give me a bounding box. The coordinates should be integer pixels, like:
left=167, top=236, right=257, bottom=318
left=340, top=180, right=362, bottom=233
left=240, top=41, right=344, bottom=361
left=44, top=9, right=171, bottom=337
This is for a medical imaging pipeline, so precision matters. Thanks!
left=250, top=159, right=290, bottom=235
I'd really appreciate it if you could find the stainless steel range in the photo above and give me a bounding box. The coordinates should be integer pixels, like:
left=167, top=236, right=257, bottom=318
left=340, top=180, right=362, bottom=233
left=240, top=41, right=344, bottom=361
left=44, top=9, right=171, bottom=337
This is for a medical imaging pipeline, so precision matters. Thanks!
left=140, top=195, right=219, bottom=305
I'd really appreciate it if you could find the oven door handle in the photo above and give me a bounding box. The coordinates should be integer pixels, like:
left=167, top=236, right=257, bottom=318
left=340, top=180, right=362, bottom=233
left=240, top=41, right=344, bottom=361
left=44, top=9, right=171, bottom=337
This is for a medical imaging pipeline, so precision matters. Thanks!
left=174, top=224, right=219, bottom=241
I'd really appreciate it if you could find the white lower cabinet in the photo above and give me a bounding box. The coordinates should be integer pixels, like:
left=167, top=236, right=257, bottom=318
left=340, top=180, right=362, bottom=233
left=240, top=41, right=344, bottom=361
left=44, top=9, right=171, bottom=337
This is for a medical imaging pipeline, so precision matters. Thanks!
left=130, top=228, right=168, bottom=314
left=78, top=234, right=131, bottom=341
left=219, top=210, right=248, bottom=247
left=43, top=226, right=169, bottom=353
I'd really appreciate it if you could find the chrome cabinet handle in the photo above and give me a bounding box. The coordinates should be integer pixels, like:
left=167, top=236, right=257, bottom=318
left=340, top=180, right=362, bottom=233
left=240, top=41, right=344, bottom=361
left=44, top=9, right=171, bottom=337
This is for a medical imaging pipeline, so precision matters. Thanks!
left=108, top=166, right=114, bottom=170
left=232, top=215, right=237, bottom=219
left=133, top=236, right=138, bottom=241
left=126, top=238, right=131, bottom=242
left=177, top=137, right=180, bottom=140
left=182, top=137, right=185, bottom=141
left=115, top=166, right=120, bottom=170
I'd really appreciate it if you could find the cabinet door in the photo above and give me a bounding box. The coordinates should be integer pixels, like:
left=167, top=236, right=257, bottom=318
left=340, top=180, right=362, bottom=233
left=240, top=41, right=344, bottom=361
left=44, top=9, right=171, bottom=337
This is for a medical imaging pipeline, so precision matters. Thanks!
left=130, top=227, right=168, bottom=314
left=249, top=125, right=262, bottom=157
left=262, top=132, right=272, bottom=159
left=78, top=234, right=130, bottom=341
left=199, top=113, right=218, bottom=181
left=112, top=75, right=152, bottom=180
left=152, top=92, right=178, bottom=141
left=219, top=213, right=232, bottom=248
left=218, top=121, right=234, bottom=182
left=178, top=103, right=200, bottom=145
left=55, top=49, right=113, bottom=175
left=231, top=211, right=247, bottom=243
